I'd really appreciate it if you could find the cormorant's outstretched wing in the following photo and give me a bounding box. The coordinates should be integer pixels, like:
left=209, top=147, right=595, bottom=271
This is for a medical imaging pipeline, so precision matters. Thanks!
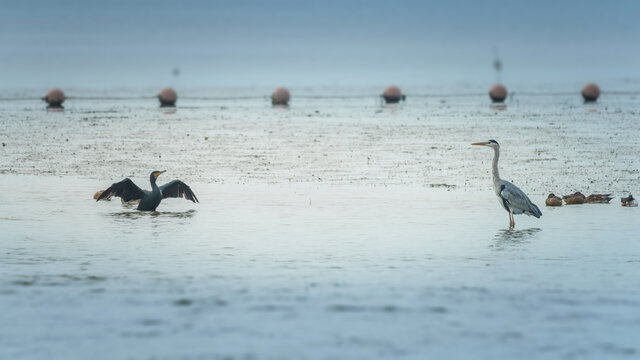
left=159, top=180, right=199, bottom=203
left=499, top=180, right=542, bottom=218
left=96, top=178, right=147, bottom=202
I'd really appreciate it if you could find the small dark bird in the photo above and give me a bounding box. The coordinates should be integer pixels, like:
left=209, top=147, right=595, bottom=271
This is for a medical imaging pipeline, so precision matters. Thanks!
left=545, top=193, right=562, bottom=207
left=621, top=194, right=638, bottom=207
left=563, top=192, right=586, bottom=205
left=585, top=193, right=613, bottom=203
left=96, top=171, right=198, bottom=211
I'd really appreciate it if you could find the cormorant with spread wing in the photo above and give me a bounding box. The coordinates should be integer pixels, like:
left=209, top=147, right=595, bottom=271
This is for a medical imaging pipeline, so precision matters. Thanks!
left=96, top=171, right=198, bottom=211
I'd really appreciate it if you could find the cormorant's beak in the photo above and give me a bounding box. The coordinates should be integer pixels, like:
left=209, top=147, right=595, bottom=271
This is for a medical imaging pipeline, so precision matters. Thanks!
left=154, top=170, right=166, bottom=179
left=471, top=142, right=489, bottom=146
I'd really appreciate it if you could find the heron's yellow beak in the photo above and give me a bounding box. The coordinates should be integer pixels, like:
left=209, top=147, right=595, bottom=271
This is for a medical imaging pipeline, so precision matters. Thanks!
left=471, top=142, right=489, bottom=146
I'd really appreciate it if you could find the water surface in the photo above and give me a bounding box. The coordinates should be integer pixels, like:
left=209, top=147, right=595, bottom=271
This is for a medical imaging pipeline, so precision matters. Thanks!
left=1, top=89, right=639, bottom=359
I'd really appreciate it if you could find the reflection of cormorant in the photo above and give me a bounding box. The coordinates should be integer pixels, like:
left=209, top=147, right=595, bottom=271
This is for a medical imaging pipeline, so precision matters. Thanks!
left=493, top=228, right=542, bottom=249
left=96, top=171, right=198, bottom=211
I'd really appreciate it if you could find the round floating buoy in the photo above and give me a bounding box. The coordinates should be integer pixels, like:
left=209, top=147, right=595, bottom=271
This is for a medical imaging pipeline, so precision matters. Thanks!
left=44, top=88, right=65, bottom=107
left=158, top=87, right=177, bottom=106
left=382, top=85, right=405, bottom=104
left=489, top=84, right=507, bottom=103
left=582, top=83, right=600, bottom=102
left=271, top=87, right=290, bottom=106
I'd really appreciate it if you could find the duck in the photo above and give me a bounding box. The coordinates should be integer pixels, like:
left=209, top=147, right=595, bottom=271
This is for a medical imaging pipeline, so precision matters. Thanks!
left=563, top=192, right=586, bottom=205
left=545, top=193, right=563, bottom=207
left=621, top=194, right=638, bottom=207
left=585, top=193, right=613, bottom=203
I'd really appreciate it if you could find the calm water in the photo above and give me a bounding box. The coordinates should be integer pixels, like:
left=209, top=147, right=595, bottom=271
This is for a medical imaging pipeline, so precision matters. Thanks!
left=1, top=88, right=639, bottom=359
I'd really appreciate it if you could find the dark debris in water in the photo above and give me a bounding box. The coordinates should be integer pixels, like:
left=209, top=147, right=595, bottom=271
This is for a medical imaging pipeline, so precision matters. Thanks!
left=427, top=183, right=456, bottom=189
left=173, top=298, right=193, bottom=306
left=326, top=304, right=402, bottom=313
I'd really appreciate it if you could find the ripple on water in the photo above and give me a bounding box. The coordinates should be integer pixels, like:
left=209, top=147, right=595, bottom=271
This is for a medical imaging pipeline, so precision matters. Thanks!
left=326, top=304, right=403, bottom=313
left=10, top=274, right=107, bottom=287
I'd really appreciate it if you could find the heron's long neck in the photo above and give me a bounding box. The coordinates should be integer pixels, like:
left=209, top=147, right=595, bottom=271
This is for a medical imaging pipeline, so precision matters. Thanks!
left=492, top=147, right=501, bottom=191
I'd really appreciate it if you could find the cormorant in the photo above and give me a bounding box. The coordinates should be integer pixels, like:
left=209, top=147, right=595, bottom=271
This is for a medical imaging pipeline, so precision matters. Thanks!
left=96, top=171, right=198, bottom=211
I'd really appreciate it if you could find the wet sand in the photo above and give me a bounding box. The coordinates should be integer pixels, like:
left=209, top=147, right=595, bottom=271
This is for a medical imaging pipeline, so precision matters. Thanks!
left=1, top=89, right=639, bottom=359
left=1, top=91, right=639, bottom=195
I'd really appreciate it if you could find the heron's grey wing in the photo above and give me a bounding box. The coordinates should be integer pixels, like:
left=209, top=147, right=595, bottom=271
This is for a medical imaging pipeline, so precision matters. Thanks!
left=96, top=178, right=146, bottom=202
left=159, top=180, right=199, bottom=203
left=500, top=181, right=542, bottom=218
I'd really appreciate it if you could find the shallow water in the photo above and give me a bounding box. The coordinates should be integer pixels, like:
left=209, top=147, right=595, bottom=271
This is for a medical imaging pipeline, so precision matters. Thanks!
left=1, top=89, right=639, bottom=359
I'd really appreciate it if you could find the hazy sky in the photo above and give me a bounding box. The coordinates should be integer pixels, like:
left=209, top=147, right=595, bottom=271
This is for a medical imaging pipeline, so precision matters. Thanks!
left=1, top=0, right=639, bottom=89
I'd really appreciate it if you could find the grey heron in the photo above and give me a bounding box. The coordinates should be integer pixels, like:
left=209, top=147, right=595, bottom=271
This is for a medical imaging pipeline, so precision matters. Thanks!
left=472, top=140, right=542, bottom=228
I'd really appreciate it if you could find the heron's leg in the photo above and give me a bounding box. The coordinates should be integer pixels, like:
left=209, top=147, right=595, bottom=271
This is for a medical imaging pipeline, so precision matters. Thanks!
left=509, top=212, right=515, bottom=229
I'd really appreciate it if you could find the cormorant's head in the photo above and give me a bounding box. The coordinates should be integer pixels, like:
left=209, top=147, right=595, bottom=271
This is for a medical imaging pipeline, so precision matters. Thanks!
left=150, top=170, right=166, bottom=182
left=471, top=140, right=500, bottom=149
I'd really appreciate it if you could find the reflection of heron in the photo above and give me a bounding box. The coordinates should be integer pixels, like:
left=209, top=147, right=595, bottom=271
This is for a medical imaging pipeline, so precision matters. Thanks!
left=472, top=140, right=542, bottom=228
left=493, top=228, right=541, bottom=250
left=96, top=171, right=198, bottom=211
